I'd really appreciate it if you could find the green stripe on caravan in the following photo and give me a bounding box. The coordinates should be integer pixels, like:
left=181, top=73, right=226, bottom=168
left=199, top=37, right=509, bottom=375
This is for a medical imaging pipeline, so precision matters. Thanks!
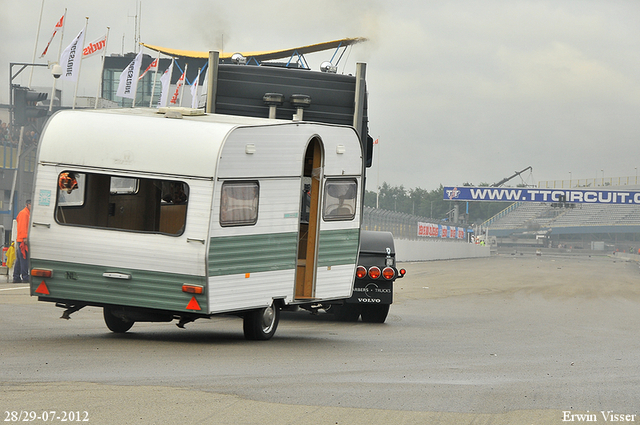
left=208, top=229, right=360, bottom=277
left=29, top=259, right=207, bottom=312
left=317, top=228, right=360, bottom=267
left=208, top=232, right=299, bottom=277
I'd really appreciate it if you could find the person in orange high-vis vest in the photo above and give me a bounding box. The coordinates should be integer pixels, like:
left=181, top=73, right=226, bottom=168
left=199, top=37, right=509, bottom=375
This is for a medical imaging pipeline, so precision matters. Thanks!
left=13, top=199, right=31, bottom=283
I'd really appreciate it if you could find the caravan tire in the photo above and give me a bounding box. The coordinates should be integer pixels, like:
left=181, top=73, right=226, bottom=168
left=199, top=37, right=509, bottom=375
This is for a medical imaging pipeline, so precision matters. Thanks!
left=360, top=304, right=390, bottom=323
left=243, top=302, right=280, bottom=341
left=103, top=307, right=135, bottom=333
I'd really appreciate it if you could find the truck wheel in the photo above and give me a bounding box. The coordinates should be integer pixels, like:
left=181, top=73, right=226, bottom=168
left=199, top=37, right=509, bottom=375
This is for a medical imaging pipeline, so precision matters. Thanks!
left=103, top=307, right=134, bottom=333
left=243, top=302, right=280, bottom=340
left=332, top=304, right=360, bottom=322
left=360, top=304, right=390, bottom=323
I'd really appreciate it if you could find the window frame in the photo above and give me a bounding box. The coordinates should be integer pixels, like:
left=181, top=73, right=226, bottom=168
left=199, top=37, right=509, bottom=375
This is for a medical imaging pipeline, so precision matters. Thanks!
left=322, top=178, right=358, bottom=221
left=219, top=180, right=260, bottom=227
left=54, top=170, right=190, bottom=237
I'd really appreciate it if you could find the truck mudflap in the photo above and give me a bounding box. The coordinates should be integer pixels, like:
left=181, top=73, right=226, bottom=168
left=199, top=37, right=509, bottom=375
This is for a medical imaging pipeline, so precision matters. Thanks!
left=348, top=279, right=393, bottom=305
left=332, top=230, right=406, bottom=323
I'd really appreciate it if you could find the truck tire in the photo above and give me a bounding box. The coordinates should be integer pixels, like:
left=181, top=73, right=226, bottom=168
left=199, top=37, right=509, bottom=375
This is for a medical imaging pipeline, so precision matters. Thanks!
left=103, top=307, right=134, bottom=333
left=360, top=304, right=389, bottom=323
left=332, top=304, right=360, bottom=322
left=243, top=302, right=280, bottom=340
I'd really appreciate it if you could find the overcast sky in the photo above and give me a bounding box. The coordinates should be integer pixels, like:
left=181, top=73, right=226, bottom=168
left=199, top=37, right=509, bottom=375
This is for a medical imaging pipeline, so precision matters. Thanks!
left=2, top=0, right=640, bottom=192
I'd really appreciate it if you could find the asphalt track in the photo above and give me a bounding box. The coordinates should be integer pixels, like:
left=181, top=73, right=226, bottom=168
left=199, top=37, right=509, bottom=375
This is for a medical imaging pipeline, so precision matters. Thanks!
left=2, top=252, right=639, bottom=424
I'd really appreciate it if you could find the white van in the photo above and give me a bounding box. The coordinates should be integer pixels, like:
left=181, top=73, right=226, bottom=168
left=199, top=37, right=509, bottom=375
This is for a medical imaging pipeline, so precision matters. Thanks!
left=29, top=107, right=363, bottom=340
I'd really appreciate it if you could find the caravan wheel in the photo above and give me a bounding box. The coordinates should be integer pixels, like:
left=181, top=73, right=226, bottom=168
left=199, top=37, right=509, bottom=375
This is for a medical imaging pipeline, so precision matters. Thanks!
left=243, top=302, right=280, bottom=340
left=103, top=307, right=134, bottom=333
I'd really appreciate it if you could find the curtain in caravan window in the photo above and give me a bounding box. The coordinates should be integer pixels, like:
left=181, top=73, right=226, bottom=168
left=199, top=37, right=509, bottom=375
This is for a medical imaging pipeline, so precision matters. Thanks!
left=323, top=179, right=357, bottom=221
left=220, top=181, right=259, bottom=226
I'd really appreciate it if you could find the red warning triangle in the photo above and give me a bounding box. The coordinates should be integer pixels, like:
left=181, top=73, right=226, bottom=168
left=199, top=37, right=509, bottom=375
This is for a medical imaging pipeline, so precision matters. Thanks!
left=35, top=281, right=50, bottom=295
left=186, top=296, right=201, bottom=311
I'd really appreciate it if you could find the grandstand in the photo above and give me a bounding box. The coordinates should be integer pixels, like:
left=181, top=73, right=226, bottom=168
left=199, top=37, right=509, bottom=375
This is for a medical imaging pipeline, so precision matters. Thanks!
left=485, top=178, right=640, bottom=249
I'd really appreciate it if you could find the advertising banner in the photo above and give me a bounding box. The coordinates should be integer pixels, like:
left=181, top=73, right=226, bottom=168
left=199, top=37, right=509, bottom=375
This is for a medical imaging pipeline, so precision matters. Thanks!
left=418, top=222, right=466, bottom=240
left=444, top=186, right=640, bottom=205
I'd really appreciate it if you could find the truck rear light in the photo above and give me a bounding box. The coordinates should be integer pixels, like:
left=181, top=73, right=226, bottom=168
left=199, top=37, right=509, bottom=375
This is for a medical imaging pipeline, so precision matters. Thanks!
left=31, top=269, right=53, bottom=278
left=398, top=268, right=406, bottom=277
left=356, top=266, right=367, bottom=279
left=182, top=284, right=204, bottom=294
left=368, top=266, right=381, bottom=279
left=382, top=267, right=395, bottom=280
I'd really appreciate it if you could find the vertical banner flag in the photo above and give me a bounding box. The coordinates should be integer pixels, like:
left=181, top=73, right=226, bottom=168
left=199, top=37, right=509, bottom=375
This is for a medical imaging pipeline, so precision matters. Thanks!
left=116, top=51, right=143, bottom=99
left=158, top=59, right=174, bottom=107
left=59, top=28, right=85, bottom=81
left=198, top=68, right=208, bottom=108
left=138, top=58, right=158, bottom=80
left=190, top=68, right=201, bottom=109
left=82, top=34, right=107, bottom=59
left=170, top=69, right=185, bottom=105
left=40, top=13, right=65, bottom=58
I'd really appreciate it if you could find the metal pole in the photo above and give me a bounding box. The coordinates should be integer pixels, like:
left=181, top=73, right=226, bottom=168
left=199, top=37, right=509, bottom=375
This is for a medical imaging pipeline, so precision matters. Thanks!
left=8, top=127, right=25, bottom=214
left=205, top=51, right=219, bottom=114
left=29, top=0, right=46, bottom=87
left=72, top=17, right=89, bottom=109
left=49, top=9, right=67, bottom=112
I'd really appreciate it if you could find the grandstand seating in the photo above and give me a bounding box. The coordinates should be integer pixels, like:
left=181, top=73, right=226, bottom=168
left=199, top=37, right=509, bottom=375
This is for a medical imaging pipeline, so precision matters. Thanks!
left=487, top=202, right=640, bottom=230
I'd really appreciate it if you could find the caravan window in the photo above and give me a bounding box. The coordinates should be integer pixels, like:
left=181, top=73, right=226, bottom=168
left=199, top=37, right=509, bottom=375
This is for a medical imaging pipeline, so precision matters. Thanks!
left=55, top=171, right=189, bottom=236
left=58, top=172, right=85, bottom=206
left=220, top=181, right=259, bottom=226
left=323, top=179, right=357, bottom=221
left=110, top=177, right=139, bottom=194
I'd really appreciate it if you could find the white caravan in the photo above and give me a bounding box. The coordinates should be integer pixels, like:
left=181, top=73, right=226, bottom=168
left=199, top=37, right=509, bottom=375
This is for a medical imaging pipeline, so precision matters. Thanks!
left=29, top=107, right=363, bottom=340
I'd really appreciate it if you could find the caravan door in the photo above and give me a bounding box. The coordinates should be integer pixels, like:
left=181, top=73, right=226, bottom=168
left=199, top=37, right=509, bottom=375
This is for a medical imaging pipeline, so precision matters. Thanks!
left=295, top=138, right=323, bottom=299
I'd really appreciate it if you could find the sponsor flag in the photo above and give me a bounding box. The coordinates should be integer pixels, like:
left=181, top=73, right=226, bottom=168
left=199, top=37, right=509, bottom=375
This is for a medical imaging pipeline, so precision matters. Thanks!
left=138, top=58, right=158, bottom=80
left=198, top=68, right=208, bottom=108
left=59, top=28, right=85, bottom=81
left=116, top=51, right=143, bottom=99
left=190, top=68, right=201, bottom=109
left=39, top=13, right=65, bottom=58
left=158, top=59, right=174, bottom=107
left=170, top=68, right=186, bottom=105
left=82, top=34, right=107, bottom=59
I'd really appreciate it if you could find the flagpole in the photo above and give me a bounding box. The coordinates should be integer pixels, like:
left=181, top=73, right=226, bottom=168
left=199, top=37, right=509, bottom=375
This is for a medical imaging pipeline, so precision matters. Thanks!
left=149, top=50, right=160, bottom=107
left=50, top=9, right=66, bottom=112
left=29, top=0, right=46, bottom=88
left=132, top=57, right=137, bottom=108
left=94, top=27, right=110, bottom=109
left=72, top=17, right=89, bottom=110
left=179, top=63, right=188, bottom=106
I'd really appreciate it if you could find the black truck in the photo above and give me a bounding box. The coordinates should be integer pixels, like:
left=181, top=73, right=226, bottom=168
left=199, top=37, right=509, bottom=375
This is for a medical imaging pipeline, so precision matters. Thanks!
left=300, top=230, right=405, bottom=323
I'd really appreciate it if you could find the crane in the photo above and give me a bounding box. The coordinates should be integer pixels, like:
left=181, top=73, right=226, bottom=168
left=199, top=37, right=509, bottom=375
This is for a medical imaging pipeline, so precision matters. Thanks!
left=491, top=166, right=533, bottom=187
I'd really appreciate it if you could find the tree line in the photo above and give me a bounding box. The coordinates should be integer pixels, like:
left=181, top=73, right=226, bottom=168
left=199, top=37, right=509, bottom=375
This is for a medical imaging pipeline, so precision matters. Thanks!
left=364, top=182, right=509, bottom=225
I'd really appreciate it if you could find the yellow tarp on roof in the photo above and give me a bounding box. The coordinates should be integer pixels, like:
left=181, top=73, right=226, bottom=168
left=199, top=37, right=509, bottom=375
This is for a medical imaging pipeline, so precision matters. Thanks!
left=140, top=37, right=366, bottom=60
